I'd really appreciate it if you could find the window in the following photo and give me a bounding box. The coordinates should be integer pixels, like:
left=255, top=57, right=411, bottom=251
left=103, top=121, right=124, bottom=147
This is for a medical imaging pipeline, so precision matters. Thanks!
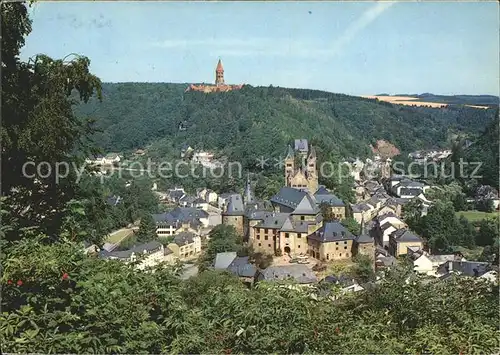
left=265, top=228, right=269, bottom=234
left=346, top=253, right=349, bottom=257
left=297, top=234, right=302, bottom=238
left=286, top=163, right=292, bottom=167
left=336, top=247, right=339, bottom=250
left=265, top=235, right=268, bottom=240
left=301, top=216, right=305, bottom=221
left=335, top=242, right=339, bottom=245
left=268, top=244, right=271, bottom=248
left=326, top=254, right=330, bottom=260
left=285, top=233, right=289, bottom=238
left=339, top=253, right=342, bottom=257
left=344, top=241, right=348, bottom=244
left=258, top=243, right=261, bottom=247
left=298, top=245, right=300, bottom=248
left=256, top=235, right=260, bottom=240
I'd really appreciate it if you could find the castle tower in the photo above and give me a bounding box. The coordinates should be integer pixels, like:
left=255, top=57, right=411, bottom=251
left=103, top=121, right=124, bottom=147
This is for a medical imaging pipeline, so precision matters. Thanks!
left=306, top=145, right=318, bottom=192
left=215, top=59, right=225, bottom=86
left=284, top=145, right=295, bottom=186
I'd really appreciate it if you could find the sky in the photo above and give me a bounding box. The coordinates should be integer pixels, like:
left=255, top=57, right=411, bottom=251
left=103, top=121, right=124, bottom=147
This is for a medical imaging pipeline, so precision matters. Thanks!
left=22, top=1, right=499, bottom=96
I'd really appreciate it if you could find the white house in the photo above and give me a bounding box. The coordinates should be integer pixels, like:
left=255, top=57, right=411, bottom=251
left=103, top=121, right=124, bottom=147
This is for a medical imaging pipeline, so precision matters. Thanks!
left=412, top=253, right=458, bottom=276
left=101, top=241, right=165, bottom=270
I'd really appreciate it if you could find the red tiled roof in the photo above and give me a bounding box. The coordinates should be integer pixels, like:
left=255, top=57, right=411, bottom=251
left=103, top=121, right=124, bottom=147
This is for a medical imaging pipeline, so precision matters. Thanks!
left=216, top=59, right=224, bottom=72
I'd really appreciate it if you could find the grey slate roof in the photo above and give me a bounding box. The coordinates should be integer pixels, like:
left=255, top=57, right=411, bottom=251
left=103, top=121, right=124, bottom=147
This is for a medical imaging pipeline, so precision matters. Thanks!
left=285, top=145, right=295, bottom=159
left=294, top=139, right=309, bottom=153
left=167, top=189, right=185, bottom=201
left=214, top=252, right=237, bottom=269
left=308, top=222, right=355, bottom=243
left=292, top=194, right=320, bottom=214
left=173, top=231, right=197, bottom=246
left=280, top=217, right=311, bottom=233
left=258, top=264, right=317, bottom=284
left=399, top=188, right=423, bottom=197
left=223, top=194, right=245, bottom=216
left=271, top=187, right=308, bottom=209
left=351, top=203, right=372, bottom=213
left=356, top=233, right=373, bottom=244
left=314, top=186, right=345, bottom=207
left=254, top=212, right=290, bottom=229
left=437, top=260, right=490, bottom=277
left=153, top=207, right=208, bottom=227
left=390, top=229, right=422, bottom=242
left=101, top=240, right=163, bottom=260
left=227, top=256, right=257, bottom=278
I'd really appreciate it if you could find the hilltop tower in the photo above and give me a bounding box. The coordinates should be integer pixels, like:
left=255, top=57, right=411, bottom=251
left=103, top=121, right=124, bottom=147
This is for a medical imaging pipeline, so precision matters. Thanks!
left=215, top=59, right=225, bottom=86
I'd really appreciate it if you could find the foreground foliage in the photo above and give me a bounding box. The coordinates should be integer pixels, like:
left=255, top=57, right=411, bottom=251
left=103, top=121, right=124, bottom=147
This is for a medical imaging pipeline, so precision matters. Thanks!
left=2, top=238, right=499, bottom=354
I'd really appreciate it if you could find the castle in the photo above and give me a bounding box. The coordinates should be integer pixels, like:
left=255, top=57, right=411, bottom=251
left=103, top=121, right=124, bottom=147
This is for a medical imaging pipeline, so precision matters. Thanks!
left=285, top=139, right=318, bottom=193
left=219, top=140, right=374, bottom=263
left=185, top=59, right=244, bottom=93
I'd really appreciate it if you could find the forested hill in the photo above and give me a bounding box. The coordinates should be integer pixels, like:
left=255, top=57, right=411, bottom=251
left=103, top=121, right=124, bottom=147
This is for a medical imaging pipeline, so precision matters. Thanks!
left=74, top=83, right=497, bottom=167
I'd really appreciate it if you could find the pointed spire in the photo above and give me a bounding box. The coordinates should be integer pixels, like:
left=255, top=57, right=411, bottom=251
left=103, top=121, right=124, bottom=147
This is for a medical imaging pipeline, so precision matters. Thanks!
left=216, top=59, right=224, bottom=73
left=244, top=172, right=254, bottom=204
left=360, top=216, right=366, bottom=236
left=308, top=145, right=316, bottom=160
left=285, top=145, right=294, bottom=159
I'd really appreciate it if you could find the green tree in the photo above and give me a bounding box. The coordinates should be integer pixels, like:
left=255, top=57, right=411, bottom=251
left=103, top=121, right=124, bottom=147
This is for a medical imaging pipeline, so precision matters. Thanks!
left=350, top=254, right=375, bottom=283
left=402, top=198, right=424, bottom=233
left=135, top=214, right=157, bottom=243
left=420, top=201, right=458, bottom=252
left=457, top=214, right=476, bottom=248
left=198, top=224, right=243, bottom=270
left=319, top=202, right=335, bottom=222
left=341, top=217, right=361, bottom=235
left=476, top=218, right=500, bottom=246
left=2, top=3, right=102, bottom=241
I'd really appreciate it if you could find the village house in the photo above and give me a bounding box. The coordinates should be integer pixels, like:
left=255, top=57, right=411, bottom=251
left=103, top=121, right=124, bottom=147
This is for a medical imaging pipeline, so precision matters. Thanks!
left=307, top=222, right=356, bottom=261
left=388, top=229, right=424, bottom=257
left=257, top=264, right=317, bottom=286
left=213, top=252, right=257, bottom=286
left=409, top=248, right=461, bottom=276
left=197, top=188, right=218, bottom=204
left=350, top=203, right=375, bottom=224
left=314, top=186, right=346, bottom=220
left=153, top=207, right=209, bottom=237
left=436, top=260, right=492, bottom=280
left=99, top=241, right=167, bottom=270
left=166, top=187, right=186, bottom=203
left=374, top=212, right=407, bottom=247
left=167, top=231, right=202, bottom=260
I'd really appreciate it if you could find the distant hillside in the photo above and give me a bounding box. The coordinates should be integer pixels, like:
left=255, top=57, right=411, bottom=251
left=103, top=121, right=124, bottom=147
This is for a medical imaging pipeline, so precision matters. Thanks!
left=395, top=93, right=499, bottom=107
left=462, top=110, right=499, bottom=187
left=74, top=84, right=497, bottom=170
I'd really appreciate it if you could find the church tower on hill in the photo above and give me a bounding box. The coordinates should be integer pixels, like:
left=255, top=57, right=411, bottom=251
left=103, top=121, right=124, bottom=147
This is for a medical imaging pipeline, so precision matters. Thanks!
left=185, top=58, right=243, bottom=93
left=215, top=59, right=225, bottom=86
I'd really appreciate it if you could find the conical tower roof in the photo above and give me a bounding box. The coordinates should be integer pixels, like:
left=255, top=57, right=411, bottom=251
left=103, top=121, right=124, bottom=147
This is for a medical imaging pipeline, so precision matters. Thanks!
left=216, top=59, right=224, bottom=73
left=285, top=145, right=294, bottom=159
left=308, top=145, right=317, bottom=159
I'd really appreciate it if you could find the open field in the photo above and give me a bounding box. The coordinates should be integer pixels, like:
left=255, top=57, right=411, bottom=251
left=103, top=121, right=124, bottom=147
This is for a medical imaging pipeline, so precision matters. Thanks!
left=362, top=95, right=489, bottom=109
left=456, top=210, right=498, bottom=222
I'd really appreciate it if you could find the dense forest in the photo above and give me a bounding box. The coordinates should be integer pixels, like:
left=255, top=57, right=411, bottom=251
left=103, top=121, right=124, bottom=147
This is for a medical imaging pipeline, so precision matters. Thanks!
left=75, top=83, right=497, bottom=169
